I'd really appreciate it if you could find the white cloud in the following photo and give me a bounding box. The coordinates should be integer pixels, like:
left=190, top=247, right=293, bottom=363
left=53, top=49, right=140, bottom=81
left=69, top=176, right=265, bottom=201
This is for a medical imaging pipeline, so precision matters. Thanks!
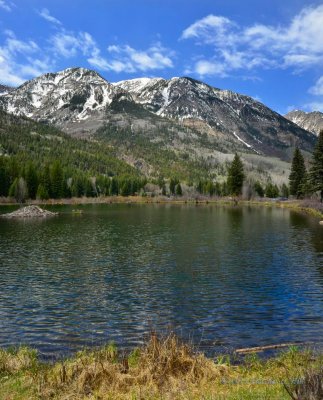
left=304, top=101, right=323, bottom=112
left=38, top=8, right=62, bottom=26
left=194, top=60, right=227, bottom=77
left=181, top=15, right=234, bottom=43
left=105, top=43, right=174, bottom=72
left=51, top=32, right=85, bottom=58
left=309, top=76, right=323, bottom=96
left=0, top=0, right=13, bottom=12
left=182, top=5, right=323, bottom=77
left=0, top=31, right=52, bottom=86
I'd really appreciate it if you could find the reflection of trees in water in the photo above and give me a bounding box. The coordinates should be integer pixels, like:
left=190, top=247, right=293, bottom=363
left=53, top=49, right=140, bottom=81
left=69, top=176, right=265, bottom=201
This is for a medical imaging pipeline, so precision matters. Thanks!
left=289, top=211, right=323, bottom=253
left=289, top=211, right=323, bottom=287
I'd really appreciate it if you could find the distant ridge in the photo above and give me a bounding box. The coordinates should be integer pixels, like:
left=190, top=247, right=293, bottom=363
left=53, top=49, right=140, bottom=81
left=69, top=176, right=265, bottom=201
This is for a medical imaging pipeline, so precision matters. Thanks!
left=285, top=110, right=323, bottom=136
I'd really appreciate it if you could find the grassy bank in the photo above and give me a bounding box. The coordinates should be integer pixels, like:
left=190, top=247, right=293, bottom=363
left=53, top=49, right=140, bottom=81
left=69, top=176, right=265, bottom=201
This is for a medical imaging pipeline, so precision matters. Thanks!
left=1, top=196, right=322, bottom=220
left=1, top=335, right=322, bottom=400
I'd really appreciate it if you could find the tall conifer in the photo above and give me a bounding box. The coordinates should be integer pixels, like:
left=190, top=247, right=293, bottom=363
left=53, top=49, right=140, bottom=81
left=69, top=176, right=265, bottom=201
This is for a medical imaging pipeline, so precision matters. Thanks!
left=309, top=130, right=323, bottom=202
left=289, top=147, right=306, bottom=198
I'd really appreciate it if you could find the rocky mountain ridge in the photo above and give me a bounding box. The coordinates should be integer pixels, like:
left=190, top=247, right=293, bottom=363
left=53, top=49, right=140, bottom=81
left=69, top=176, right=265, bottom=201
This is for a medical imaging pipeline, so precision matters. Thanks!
left=0, top=68, right=316, bottom=159
left=285, top=110, right=323, bottom=136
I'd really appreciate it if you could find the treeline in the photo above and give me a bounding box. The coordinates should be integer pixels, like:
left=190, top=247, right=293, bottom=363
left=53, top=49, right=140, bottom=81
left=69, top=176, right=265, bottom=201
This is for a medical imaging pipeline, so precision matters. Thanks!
left=0, top=111, right=147, bottom=201
left=0, top=157, right=147, bottom=202
left=288, top=131, right=323, bottom=201
left=1, top=110, right=322, bottom=202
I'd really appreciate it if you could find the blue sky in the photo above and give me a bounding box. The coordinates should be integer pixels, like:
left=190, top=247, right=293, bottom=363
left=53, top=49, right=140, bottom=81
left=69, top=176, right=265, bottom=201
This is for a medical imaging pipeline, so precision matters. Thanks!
left=1, top=0, right=323, bottom=114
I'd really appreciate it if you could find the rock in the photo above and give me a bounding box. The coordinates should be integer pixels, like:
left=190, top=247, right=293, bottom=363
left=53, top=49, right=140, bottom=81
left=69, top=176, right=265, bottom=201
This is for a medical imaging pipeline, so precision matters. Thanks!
left=1, top=205, right=58, bottom=218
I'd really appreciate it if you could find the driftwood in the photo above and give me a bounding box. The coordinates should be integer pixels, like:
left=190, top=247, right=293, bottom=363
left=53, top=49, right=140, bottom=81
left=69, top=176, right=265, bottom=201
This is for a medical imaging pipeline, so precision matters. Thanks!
left=235, top=343, right=305, bottom=354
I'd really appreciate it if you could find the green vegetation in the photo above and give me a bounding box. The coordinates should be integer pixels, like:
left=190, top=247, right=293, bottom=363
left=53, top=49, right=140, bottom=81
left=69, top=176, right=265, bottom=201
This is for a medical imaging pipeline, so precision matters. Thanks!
left=0, top=111, right=146, bottom=200
left=0, top=335, right=322, bottom=399
left=0, top=110, right=321, bottom=203
left=309, top=130, right=323, bottom=202
left=227, top=153, right=244, bottom=196
left=289, top=147, right=306, bottom=198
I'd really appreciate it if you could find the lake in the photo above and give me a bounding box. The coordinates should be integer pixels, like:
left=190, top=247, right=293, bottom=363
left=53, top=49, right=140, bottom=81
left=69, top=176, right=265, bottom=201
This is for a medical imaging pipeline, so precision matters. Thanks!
left=0, top=204, right=322, bottom=359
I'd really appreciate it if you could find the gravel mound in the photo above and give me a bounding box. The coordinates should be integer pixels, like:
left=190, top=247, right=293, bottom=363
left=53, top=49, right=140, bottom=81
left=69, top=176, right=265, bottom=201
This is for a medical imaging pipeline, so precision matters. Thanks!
left=1, top=205, right=58, bottom=218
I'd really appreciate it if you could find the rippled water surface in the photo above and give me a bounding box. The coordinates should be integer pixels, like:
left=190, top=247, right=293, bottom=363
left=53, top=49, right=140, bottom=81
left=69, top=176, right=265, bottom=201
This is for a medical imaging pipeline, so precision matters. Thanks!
left=0, top=204, right=322, bottom=358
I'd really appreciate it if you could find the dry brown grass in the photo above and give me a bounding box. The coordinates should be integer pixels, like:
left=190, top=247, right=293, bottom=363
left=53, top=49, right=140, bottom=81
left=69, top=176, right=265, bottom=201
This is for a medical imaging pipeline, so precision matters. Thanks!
left=1, top=335, right=322, bottom=400
left=38, top=333, right=225, bottom=399
left=0, top=347, right=38, bottom=374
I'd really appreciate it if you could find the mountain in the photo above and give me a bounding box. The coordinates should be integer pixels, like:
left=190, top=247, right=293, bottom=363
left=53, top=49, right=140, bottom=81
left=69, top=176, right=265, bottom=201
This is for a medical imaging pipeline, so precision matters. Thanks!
left=0, top=84, right=14, bottom=96
left=0, top=68, right=122, bottom=136
left=285, top=110, right=323, bottom=136
left=113, top=76, right=316, bottom=156
left=0, top=68, right=317, bottom=182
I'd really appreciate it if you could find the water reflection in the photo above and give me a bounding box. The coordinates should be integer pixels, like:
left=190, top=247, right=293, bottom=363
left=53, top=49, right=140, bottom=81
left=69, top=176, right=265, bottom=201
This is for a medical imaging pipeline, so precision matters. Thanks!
left=0, top=204, right=322, bottom=359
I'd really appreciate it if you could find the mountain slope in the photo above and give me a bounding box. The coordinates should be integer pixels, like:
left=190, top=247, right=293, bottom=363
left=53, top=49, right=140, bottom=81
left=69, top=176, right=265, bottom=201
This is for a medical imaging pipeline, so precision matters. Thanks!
left=0, top=84, right=14, bottom=96
left=114, top=76, right=316, bottom=157
left=0, top=110, right=138, bottom=177
left=285, top=110, right=323, bottom=136
left=0, top=68, right=316, bottom=166
left=0, top=68, right=122, bottom=136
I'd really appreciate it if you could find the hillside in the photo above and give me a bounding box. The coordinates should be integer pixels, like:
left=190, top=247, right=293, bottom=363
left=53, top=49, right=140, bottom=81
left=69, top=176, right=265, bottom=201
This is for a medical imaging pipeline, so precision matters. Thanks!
left=0, top=68, right=316, bottom=159
left=0, top=111, right=146, bottom=198
left=0, top=68, right=318, bottom=189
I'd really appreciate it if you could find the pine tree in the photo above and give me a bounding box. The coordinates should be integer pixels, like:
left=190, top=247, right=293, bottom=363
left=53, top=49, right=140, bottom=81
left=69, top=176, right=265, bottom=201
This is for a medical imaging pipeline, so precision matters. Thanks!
left=309, top=130, right=323, bottom=202
left=50, top=161, right=64, bottom=199
left=227, top=153, right=244, bottom=196
left=254, top=181, right=264, bottom=197
left=281, top=183, right=289, bottom=198
left=110, top=177, right=118, bottom=196
left=36, top=184, right=49, bottom=200
left=24, top=162, right=38, bottom=199
left=265, top=182, right=279, bottom=198
left=169, top=178, right=177, bottom=195
left=289, top=147, right=306, bottom=198
left=39, top=164, right=51, bottom=197
left=176, top=183, right=182, bottom=196
left=0, top=158, right=10, bottom=196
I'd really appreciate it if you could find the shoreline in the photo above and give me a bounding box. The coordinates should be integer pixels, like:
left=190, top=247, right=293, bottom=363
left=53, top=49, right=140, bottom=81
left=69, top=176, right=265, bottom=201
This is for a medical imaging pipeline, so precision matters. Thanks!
left=0, top=335, right=322, bottom=400
left=1, top=196, right=322, bottom=219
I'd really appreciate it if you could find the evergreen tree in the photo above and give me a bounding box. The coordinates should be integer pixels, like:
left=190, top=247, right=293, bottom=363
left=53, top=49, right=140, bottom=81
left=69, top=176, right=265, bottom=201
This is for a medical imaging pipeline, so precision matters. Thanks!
left=36, top=184, right=49, bottom=200
left=309, top=130, right=323, bottom=202
left=281, top=183, right=289, bottom=198
left=0, top=158, right=10, bottom=196
left=196, top=180, right=203, bottom=194
left=254, top=181, right=264, bottom=197
left=39, top=164, right=51, bottom=197
left=110, top=177, right=119, bottom=195
left=50, top=161, right=64, bottom=199
left=169, top=178, right=177, bottom=195
left=227, top=153, right=244, bottom=196
left=215, top=182, right=221, bottom=196
left=265, top=182, right=279, bottom=198
left=24, top=162, right=38, bottom=199
left=176, top=183, right=182, bottom=196
left=71, top=176, right=86, bottom=197
left=289, top=147, right=306, bottom=198
left=221, top=181, right=228, bottom=196
left=205, top=181, right=215, bottom=196
left=161, top=184, right=167, bottom=196
left=120, top=180, right=132, bottom=196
